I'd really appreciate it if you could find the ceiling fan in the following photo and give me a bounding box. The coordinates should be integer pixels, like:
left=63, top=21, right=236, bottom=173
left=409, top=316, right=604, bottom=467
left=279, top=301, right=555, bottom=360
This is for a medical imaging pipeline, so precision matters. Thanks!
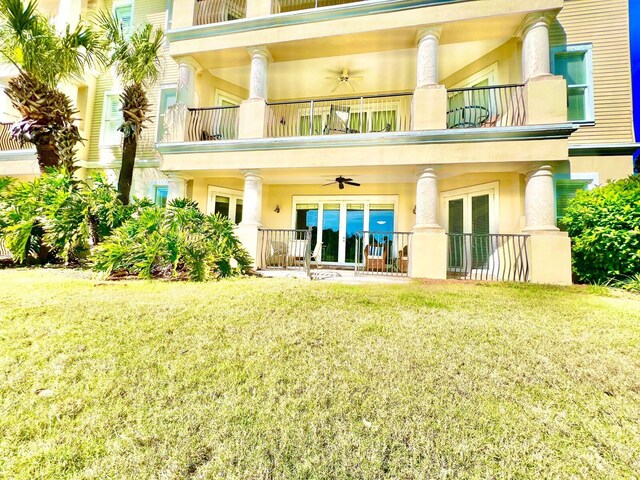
left=325, top=68, right=364, bottom=93
left=323, top=176, right=361, bottom=190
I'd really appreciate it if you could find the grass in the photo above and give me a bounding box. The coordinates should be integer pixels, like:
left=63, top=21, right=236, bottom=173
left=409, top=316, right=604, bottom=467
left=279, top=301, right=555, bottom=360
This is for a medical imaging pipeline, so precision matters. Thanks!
left=1, top=269, right=640, bottom=479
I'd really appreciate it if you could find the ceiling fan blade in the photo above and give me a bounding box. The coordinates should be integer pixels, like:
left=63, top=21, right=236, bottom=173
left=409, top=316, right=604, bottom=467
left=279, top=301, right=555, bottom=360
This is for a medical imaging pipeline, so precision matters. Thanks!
left=345, top=181, right=361, bottom=187
left=330, top=82, right=341, bottom=93
left=349, top=76, right=364, bottom=80
left=342, top=177, right=353, bottom=182
left=323, top=181, right=337, bottom=186
left=339, top=183, right=345, bottom=190
left=324, top=76, right=336, bottom=80
left=346, top=82, right=355, bottom=92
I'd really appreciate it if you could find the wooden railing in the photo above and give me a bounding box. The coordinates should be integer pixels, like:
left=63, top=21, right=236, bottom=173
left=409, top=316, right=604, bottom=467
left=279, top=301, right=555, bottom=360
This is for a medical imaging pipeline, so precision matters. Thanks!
left=266, top=93, right=412, bottom=138
left=272, top=0, right=364, bottom=13
left=194, top=0, right=246, bottom=25
left=447, top=233, right=530, bottom=282
left=186, top=106, right=239, bottom=142
left=0, top=122, right=29, bottom=151
left=446, top=84, right=526, bottom=129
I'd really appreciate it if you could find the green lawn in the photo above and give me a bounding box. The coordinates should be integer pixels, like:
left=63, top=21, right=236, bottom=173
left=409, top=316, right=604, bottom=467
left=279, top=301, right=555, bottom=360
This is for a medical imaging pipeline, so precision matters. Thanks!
left=1, top=270, right=639, bottom=479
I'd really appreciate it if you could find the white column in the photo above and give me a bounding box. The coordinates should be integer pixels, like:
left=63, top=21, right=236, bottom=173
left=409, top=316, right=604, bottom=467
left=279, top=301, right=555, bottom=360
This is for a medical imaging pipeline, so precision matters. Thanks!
left=240, top=171, right=263, bottom=226
left=416, top=26, right=442, bottom=88
left=522, top=16, right=551, bottom=82
left=248, top=47, right=271, bottom=100
left=415, top=167, right=441, bottom=228
left=176, top=57, right=199, bottom=107
left=167, top=173, right=189, bottom=202
left=523, top=165, right=558, bottom=232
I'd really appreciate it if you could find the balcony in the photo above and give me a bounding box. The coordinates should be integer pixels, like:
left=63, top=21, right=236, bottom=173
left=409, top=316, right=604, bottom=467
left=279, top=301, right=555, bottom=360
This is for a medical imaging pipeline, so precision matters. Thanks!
left=0, top=123, right=31, bottom=151
left=185, top=106, right=239, bottom=140
left=446, top=84, right=525, bottom=129
left=194, top=0, right=246, bottom=26
left=266, top=93, right=412, bottom=138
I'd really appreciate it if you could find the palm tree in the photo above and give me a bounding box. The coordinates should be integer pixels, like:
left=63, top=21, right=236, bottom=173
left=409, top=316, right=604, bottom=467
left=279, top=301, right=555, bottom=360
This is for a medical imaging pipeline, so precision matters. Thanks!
left=0, top=0, right=103, bottom=172
left=97, top=11, right=163, bottom=205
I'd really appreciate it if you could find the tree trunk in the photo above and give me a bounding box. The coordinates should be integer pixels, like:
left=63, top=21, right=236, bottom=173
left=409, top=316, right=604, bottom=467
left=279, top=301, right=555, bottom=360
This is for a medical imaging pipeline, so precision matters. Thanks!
left=35, top=137, right=60, bottom=172
left=117, top=134, right=137, bottom=205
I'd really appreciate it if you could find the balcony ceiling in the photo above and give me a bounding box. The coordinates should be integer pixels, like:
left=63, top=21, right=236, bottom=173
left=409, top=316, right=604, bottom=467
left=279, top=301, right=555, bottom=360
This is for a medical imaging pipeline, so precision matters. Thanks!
left=208, top=38, right=507, bottom=100
left=176, top=8, right=539, bottom=70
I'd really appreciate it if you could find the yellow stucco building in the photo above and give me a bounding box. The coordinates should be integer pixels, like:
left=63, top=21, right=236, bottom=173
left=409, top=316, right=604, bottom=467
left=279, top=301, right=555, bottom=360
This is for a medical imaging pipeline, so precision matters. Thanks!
left=0, top=0, right=637, bottom=284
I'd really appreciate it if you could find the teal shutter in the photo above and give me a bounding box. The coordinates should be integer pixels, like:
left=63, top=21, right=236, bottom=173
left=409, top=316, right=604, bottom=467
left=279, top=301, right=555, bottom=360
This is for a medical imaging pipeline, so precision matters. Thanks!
left=556, top=180, right=589, bottom=220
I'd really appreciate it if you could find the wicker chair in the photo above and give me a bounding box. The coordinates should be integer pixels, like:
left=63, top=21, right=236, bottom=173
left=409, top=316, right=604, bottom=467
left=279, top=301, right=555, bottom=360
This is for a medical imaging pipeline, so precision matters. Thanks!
left=364, top=243, right=388, bottom=272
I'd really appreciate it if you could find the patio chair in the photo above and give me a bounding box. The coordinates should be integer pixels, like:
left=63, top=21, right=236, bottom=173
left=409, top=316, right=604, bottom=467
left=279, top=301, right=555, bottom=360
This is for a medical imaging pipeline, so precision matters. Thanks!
left=397, top=245, right=409, bottom=273
left=364, top=243, right=388, bottom=272
left=323, top=105, right=355, bottom=135
left=287, top=238, right=308, bottom=267
left=265, top=240, right=287, bottom=268
left=310, top=241, right=322, bottom=269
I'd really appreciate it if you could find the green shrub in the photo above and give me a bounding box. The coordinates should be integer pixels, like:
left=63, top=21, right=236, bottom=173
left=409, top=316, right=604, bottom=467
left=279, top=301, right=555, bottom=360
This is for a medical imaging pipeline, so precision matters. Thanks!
left=0, top=169, right=134, bottom=264
left=562, top=175, right=640, bottom=284
left=92, top=199, right=251, bottom=281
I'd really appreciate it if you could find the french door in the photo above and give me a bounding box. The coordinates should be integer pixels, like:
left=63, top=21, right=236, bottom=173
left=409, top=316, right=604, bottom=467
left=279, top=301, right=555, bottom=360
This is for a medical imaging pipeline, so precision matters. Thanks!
left=293, top=196, right=396, bottom=265
left=442, top=184, right=497, bottom=273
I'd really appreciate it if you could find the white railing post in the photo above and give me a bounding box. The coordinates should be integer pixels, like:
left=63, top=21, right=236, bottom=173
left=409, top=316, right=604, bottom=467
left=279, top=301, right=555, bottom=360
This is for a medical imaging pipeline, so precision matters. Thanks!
left=309, top=100, right=314, bottom=136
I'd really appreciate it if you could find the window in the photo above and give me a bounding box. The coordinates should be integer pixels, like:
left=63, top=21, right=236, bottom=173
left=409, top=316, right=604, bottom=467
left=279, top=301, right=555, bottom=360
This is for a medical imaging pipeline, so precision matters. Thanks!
left=114, top=2, right=133, bottom=37
left=100, top=93, right=123, bottom=146
left=551, top=44, right=594, bottom=122
left=556, top=179, right=590, bottom=224
left=154, top=186, right=168, bottom=207
left=156, top=87, right=177, bottom=142
left=207, top=186, right=243, bottom=224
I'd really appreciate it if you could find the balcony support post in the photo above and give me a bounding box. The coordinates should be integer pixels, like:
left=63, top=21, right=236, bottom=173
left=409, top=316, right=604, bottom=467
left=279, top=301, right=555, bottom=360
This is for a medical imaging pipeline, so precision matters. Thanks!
left=166, top=172, right=191, bottom=202
left=522, top=164, right=572, bottom=285
left=237, top=170, right=264, bottom=268
left=239, top=46, right=272, bottom=139
left=521, top=14, right=552, bottom=82
left=246, top=0, right=271, bottom=18
left=410, top=166, right=447, bottom=280
left=412, top=26, right=446, bottom=130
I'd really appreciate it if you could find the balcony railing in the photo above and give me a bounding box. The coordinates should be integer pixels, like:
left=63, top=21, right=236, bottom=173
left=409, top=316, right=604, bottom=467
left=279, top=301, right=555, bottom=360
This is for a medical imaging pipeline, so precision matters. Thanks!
left=354, top=231, right=412, bottom=277
left=266, top=93, right=412, bottom=138
left=194, top=0, right=246, bottom=25
left=272, top=0, right=363, bottom=13
left=0, top=122, right=29, bottom=151
left=258, top=228, right=312, bottom=276
left=186, top=106, right=239, bottom=142
left=447, top=233, right=530, bottom=282
left=446, top=84, right=526, bottom=129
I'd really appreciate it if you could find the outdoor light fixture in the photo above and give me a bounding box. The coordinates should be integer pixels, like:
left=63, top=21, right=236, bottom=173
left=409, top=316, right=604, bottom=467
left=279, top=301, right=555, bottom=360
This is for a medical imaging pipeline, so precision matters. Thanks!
left=274, top=205, right=280, bottom=213
left=413, top=205, right=416, bottom=214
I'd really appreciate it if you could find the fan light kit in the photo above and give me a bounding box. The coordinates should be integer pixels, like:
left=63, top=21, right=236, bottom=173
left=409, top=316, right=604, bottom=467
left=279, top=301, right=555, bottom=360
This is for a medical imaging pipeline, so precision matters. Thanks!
left=325, top=68, right=364, bottom=93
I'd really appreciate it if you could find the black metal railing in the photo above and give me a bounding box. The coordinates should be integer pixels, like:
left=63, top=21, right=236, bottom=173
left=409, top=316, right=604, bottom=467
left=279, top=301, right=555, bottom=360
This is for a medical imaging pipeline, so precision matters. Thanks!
left=446, top=84, right=526, bottom=129
left=447, top=233, right=530, bottom=282
left=354, top=231, right=412, bottom=277
left=266, top=93, right=412, bottom=138
left=186, top=106, right=239, bottom=142
left=194, top=0, right=246, bottom=25
left=272, top=0, right=363, bottom=13
left=0, top=122, right=29, bottom=151
left=258, top=228, right=312, bottom=276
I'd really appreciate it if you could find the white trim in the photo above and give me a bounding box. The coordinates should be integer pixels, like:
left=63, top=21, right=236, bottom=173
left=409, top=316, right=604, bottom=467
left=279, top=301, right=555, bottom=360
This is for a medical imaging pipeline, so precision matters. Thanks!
left=440, top=181, right=500, bottom=233
left=99, top=90, right=123, bottom=148
left=452, top=63, right=498, bottom=88
left=207, top=185, right=244, bottom=222
left=156, top=84, right=177, bottom=142
left=550, top=43, right=594, bottom=123
left=147, top=179, right=169, bottom=203
left=214, top=89, right=243, bottom=107
left=291, top=194, right=398, bottom=265
left=112, top=0, right=134, bottom=38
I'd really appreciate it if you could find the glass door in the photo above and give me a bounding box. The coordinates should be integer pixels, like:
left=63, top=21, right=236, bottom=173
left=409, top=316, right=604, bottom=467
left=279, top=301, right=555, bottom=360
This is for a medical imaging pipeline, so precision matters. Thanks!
left=345, top=204, right=364, bottom=263
left=321, top=204, right=340, bottom=263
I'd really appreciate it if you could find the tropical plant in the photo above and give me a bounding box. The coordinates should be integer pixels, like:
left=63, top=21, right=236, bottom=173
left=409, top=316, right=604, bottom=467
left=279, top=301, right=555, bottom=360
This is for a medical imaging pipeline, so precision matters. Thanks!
left=562, top=175, right=640, bottom=284
left=0, top=169, right=138, bottom=264
left=96, top=11, right=164, bottom=204
left=92, top=199, right=251, bottom=281
left=0, top=0, right=104, bottom=171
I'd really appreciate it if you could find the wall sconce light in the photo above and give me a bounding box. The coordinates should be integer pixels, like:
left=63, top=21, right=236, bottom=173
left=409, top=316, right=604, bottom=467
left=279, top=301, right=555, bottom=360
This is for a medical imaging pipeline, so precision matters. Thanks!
left=413, top=205, right=416, bottom=214
left=274, top=205, right=280, bottom=213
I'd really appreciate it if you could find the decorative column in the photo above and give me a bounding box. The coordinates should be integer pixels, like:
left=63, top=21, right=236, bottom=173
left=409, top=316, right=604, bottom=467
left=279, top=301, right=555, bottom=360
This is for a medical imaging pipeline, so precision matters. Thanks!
left=166, top=173, right=190, bottom=202
left=239, top=46, right=272, bottom=139
left=412, top=26, right=447, bottom=130
left=521, top=14, right=568, bottom=125
left=237, top=171, right=264, bottom=268
left=176, top=57, right=200, bottom=107
left=410, top=166, right=447, bottom=280
left=523, top=165, right=572, bottom=285
left=521, top=16, right=551, bottom=82
left=415, top=167, right=440, bottom=228
left=523, top=165, right=558, bottom=232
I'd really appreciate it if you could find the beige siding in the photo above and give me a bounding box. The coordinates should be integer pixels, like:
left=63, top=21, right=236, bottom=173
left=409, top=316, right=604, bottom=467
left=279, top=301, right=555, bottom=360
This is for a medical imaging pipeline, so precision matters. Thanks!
left=87, top=0, right=178, bottom=164
left=551, top=0, right=634, bottom=144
